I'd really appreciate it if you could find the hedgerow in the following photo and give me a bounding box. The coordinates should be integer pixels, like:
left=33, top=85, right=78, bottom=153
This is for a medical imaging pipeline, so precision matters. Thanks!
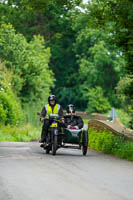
left=88, top=128, right=133, bottom=161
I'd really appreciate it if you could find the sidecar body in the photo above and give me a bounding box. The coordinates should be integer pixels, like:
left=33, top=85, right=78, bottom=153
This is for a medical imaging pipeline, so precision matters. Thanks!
left=63, top=128, right=82, bottom=144
left=62, top=127, right=88, bottom=155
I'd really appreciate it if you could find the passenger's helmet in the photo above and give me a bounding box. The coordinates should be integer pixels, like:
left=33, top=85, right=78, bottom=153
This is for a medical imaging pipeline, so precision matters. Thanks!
left=48, top=95, right=56, bottom=105
left=67, top=104, right=75, bottom=113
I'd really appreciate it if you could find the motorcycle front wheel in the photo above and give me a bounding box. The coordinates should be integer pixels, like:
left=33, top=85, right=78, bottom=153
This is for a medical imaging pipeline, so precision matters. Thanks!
left=52, top=135, right=58, bottom=156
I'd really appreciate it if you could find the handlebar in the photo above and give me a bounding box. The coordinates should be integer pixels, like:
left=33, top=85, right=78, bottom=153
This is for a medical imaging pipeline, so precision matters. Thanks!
left=37, top=112, right=41, bottom=116
left=37, top=112, right=61, bottom=120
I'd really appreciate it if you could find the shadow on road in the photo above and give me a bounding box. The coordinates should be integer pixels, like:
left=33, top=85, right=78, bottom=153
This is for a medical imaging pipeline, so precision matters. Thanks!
left=35, top=147, right=96, bottom=158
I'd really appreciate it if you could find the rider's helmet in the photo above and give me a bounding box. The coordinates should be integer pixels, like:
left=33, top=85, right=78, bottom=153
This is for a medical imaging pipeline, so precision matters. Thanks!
left=48, top=95, right=56, bottom=105
left=66, top=104, right=75, bottom=114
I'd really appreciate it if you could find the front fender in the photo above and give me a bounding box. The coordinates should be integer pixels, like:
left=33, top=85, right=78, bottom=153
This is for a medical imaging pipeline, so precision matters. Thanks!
left=53, top=128, right=59, bottom=136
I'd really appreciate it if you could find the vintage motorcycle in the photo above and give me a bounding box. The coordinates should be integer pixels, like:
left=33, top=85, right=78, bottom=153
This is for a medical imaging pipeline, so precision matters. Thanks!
left=37, top=113, right=88, bottom=156
left=37, top=113, right=63, bottom=155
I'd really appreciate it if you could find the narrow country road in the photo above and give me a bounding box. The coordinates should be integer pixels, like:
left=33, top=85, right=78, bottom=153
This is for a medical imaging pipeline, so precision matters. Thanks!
left=0, top=142, right=133, bottom=200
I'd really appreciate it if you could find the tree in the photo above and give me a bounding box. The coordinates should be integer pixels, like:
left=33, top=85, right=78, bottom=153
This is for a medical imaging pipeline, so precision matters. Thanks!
left=86, top=86, right=111, bottom=113
left=0, top=0, right=129, bottom=111
left=0, top=23, right=54, bottom=104
left=0, top=1, right=81, bottom=109
left=71, top=9, right=126, bottom=108
left=83, top=0, right=133, bottom=118
left=85, top=0, right=133, bottom=73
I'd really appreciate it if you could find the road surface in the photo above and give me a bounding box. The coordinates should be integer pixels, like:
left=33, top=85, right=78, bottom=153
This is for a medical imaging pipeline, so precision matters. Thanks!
left=0, top=142, right=133, bottom=200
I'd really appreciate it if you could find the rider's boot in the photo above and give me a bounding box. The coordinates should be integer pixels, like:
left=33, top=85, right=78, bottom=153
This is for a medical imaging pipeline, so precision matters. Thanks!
left=39, top=138, right=46, bottom=143
left=40, top=143, right=44, bottom=148
left=40, top=141, right=47, bottom=148
left=39, top=128, right=47, bottom=143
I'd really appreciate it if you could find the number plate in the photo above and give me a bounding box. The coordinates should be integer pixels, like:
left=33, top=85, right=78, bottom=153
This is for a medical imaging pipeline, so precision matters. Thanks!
left=50, top=123, right=58, bottom=127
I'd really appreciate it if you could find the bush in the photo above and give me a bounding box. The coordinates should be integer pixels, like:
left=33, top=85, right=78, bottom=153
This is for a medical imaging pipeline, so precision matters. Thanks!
left=0, top=89, right=23, bottom=125
left=87, top=86, right=111, bottom=113
left=0, top=124, right=41, bottom=142
left=116, top=76, right=133, bottom=128
left=0, top=62, right=23, bottom=125
left=114, top=139, right=133, bottom=161
left=116, top=109, right=132, bottom=128
left=0, top=103, right=7, bottom=124
left=89, top=129, right=117, bottom=153
left=89, top=128, right=133, bottom=161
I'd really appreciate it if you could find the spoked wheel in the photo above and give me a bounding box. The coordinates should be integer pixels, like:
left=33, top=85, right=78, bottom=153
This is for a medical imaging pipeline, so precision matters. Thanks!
left=82, top=130, right=88, bottom=156
left=45, top=137, right=50, bottom=154
left=52, top=135, right=58, bottom=156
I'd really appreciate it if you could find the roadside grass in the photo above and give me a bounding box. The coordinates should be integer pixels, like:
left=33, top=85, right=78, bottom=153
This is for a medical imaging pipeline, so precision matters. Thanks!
left=0, top=124, right=41, bottom=142
left=0, top=102, right=42, bottom=142
left=88, top=128, right=133, bottom=161
left=83, top=119, right=89, bottom=124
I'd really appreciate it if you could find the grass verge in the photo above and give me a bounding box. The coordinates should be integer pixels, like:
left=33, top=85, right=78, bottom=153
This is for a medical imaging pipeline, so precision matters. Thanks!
left=0, top=124, right=41, bottom=142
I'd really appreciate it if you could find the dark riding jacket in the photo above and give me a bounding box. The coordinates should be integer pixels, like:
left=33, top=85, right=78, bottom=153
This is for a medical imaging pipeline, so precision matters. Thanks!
left=64, top=114, right=84, bottom=129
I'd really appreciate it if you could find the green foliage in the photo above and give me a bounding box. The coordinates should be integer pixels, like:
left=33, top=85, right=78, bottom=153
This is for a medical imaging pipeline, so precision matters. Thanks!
left=89, top=128, right=133, bottom=161
left=0, top=103, right=7, bottom=124
left=86, top=86, right=111, bottom=113
left=0, top=23, right=54, bottom=104
left=21, top=0, right=82, bottom=12
left=114, top=140, right=133, bottom=161
left=0, top=124, right=41, bottom=142
left=83, top=0, right=133, bottom=115
left=86, top=0, right=133, bottom=74
left=89, top=129, right=117, bottom=153
left=0, top=1, right=81, bottom=109
left=116, top=109, right=132, bottom=128
left=72, top=19, right=126, bottom=107
left=0, top=62, right=23, bottom=125
left=23, top=103, right=42, bottom=127
left=116, top=76, right=133, bottom=109
left=83, top=119, right=89, bottom=124
left=116, top=76, right=133, bottom=127
left=0, top=0, right=130, bottom=114
left=0, top=89, right=22, bottom=125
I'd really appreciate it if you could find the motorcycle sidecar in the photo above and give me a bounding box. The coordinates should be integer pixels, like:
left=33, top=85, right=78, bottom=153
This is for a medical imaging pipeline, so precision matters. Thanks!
left=62, top=127, right=88, bottom=155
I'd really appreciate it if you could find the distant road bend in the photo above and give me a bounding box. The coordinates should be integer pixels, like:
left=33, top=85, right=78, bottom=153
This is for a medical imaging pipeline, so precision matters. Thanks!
left=0, top=142, right=133, bottom=200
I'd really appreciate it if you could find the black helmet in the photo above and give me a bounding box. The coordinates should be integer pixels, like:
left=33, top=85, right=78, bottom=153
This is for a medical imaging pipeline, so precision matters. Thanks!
left=48, top=95, right=56, bottom=105
left=67, top=104, right=75, bottom=113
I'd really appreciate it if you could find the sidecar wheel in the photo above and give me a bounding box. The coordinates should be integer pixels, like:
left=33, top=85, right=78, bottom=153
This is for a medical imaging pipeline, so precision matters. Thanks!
left=82, top=130, right=88, bottom=156
left=82, top=146, right=87, bottom=155
left=52, top=135, right=57, bottom=156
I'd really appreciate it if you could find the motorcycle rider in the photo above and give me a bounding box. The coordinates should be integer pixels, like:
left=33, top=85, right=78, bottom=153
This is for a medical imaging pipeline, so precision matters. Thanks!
left=64, top=104, right=84, bottom=129
left=39, top=95, right=64, bottom=143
